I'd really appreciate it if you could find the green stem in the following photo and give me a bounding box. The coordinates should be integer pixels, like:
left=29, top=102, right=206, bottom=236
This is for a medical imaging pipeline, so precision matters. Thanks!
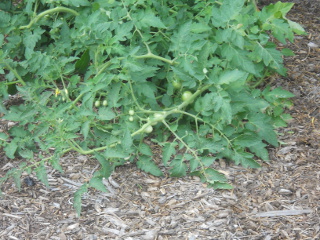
left=162, top=119, right=204, bottom=168
left=68, top=92, right=85, bottom=110
left=96, top=61, right=112, bottom=76
left=174, top=109, right=232, bottom=147
left=131, top=122, right=152, bottom=137
left=67, top=138, right=119, bottom=155
left=174, top=83, right=212, bottom=111
left=128, top=79, right=144, bottom=111
left=4, top=63, right=26, bottom=86
left=134, top=52, right=175, bottom=65
left=20, top=7, right=79, bottom=29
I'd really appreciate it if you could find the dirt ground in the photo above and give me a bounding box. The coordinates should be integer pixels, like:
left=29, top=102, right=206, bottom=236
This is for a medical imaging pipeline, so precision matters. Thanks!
left=0, top=1, right=319, bottom=239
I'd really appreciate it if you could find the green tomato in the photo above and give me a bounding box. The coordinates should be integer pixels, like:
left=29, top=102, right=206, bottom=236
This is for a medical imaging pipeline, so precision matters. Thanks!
left=129, top=116, right=134, bottom=122
left=181, top=91, right=193, bottom=102
left=153, top=112, right=166, bottom=121
left=95, top=100, right=101, bottom=107
left=129, top=109, right=135, bottom=116
left=102, top=100, right=108, bottom=106
left=147, top=117, right=157, bottom=126
left=144, top=125, right=153, bottom=133
left=172, top=79, right=182, bottom=89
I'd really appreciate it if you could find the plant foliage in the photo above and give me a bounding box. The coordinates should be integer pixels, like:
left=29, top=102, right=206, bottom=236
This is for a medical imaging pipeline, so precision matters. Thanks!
left=0, top=0, right=305, bottom=215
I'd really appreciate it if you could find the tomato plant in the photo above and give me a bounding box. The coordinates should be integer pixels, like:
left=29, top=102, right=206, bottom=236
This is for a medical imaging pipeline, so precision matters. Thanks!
left=0, top=0, right=305, bottom=216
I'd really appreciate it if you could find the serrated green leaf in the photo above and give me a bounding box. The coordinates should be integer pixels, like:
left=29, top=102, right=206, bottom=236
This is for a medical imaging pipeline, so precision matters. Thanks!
left=12, top=169, right=22, bottom=191
left=138, top=9, right=166, bottom=29
left=139, top=143, right=153, bottom=156
left=162, top=142, right=177, bottom=166
left=122, top=128, right=133, bottom=151
left=288, top=20, right=306, bottom=35
left=115, top=22, right=134, bottom=41
left=189, top=157, right=199, bottom=172
left=191, top=23, right=211, bottom=33
left=249, top=144, right=269, bottom=161
left=233, top=150, right=261, bottom=168
left=9, top=126, right=28, bottom=138
left=264, top=87, right=295, bottom=100
left=4, top=141, right=18, bottom=159
left=0, top=132, right=8, bottom=141
left=19, top=149, right=33, bottom=159
left=68, top=0, right=91, bottom=7
left=211, top=0, right=245, bottom=27
left=221, top=44, right=257, bottom=75
left=75, top=49, right=90, bottom=74
left=221, top=100, right=232, bottom=124
left=81, top=121, right=90, bottom=140
left=251, top=44, right=284, bottom=72
left=0, top=34, right=4, bottom=46
left=201, top=157, right=216, bottom=167
left=265, top=2, right=294, bottom=19
left=23, top=28, right=45, bottom=59
left=218, top=69, right=248, bottom=85
left=49, top=155, right=64, bottom=173
left=281, top=48, right=295, bottom=56
left=95, top=152, right=114, bottom=178
left=247, top=112, right=278, bottom=147
left=137, top=156, right=163, bottom=177
left=211, top=182, right=234, bottom=189
left=89, top=177, right=107, bottom=192
left=104, top=147, right=128, bottom=159
left=107, top=82, right=121, bottom=108
left=170, top=157, right=187, bottom=177
left=98, top=107, right=116, bottom=121
left=73, top=184, right=88, bottom=217
left=271, top=19, right=294, bottom=43
left=205, top=168, right=228, bottom=182
left=35, top=162, right=49, bottom=188
left=231, top=90, right=269, bottom=113
left=234, top=134, right=262, bottom=147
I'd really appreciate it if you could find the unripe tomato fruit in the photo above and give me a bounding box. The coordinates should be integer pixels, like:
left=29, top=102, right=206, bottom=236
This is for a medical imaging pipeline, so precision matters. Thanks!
left=181, top=91, right=193, bottom=102
left=95, top=100, right=101, bottom=107
left=129, top=109, right=135, bottom=116
left=172, top=80, right=182, bottom=89
left=144, top=125, right=153, bottom=133
left=153, top=112, right=166, bottom=122
left=102, top=100, right=108, bottom=106
left=148, top=117, right=158, bottom=126
left=129, top=116, right=134, bottom=122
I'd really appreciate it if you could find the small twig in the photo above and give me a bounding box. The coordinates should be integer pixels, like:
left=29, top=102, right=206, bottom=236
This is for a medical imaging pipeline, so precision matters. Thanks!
left=255, top=209, right=313, bottom=217
left=301, top=46, right=311, bottom=61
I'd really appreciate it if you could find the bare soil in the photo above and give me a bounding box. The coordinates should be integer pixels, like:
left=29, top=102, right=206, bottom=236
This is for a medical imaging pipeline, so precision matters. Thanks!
left=1, top=1, right=319, bottom=239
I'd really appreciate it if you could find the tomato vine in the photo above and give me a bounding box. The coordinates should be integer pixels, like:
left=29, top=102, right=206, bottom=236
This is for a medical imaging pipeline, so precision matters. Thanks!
left=0, top=0, right=305, bottom=215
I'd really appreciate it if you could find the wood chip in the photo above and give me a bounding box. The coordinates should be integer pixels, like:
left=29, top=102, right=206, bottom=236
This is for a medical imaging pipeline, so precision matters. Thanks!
left=255, top=209, right=313, bottom=217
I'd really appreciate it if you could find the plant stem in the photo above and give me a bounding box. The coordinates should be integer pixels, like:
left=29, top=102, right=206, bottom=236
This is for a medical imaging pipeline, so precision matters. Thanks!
left=68, top=92, right=85, bottom=110
left=134, top=52, right=175, bottom=65
left=20, top=7, right=79, bottom=29
left=4, top=63, right=26, bottom=86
